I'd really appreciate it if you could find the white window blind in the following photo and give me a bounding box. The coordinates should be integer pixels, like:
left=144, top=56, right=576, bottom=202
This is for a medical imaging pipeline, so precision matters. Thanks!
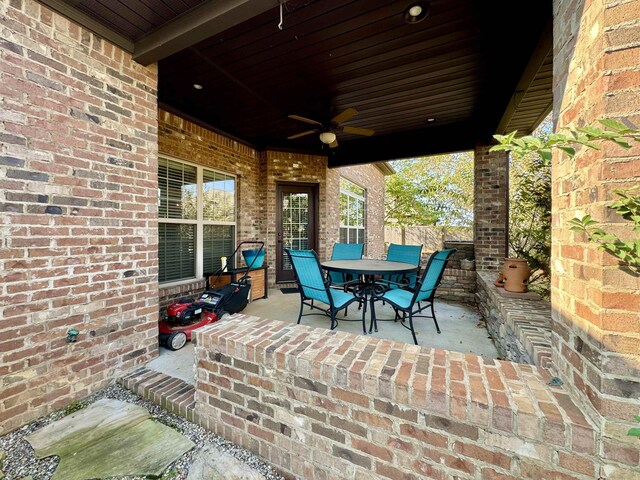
left=339, top=178, right=366, bottom=245
left=158, top=157, right=236, bottom=283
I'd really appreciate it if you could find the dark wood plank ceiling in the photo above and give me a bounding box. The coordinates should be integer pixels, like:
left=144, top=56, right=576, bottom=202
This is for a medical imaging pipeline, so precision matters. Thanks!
left=61, top=0, right=208, bottom=41
left=157, top=0, right=552, bottom=164
left=45, top=0, right=553, bottom=165
left=504, top=51, right=553, bottom=134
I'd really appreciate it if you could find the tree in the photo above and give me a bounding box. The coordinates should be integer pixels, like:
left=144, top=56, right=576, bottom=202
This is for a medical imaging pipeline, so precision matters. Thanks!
left=508, top=117, right=553, bottom=297
left=493, top=118, right=640, bottom=275
left=385, top=152, right=474, bottom=227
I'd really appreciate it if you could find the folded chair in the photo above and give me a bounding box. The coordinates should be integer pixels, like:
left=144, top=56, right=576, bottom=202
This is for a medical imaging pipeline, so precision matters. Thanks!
left=370, top=249, right=455, bottom=345
left=285, top=249, right=365, bottom=333
left=327, top=243, right=364, bottom=287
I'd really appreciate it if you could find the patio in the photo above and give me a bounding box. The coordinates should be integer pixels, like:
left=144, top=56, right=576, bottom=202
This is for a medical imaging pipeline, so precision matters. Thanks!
left=147, top=289, right=499, bottom=384
left=1, top=0, right=638, bottom=479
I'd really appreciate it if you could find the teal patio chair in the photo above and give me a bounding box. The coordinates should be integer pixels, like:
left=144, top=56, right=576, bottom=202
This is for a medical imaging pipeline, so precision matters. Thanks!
left=370, top=249, right=455, bottom=345
left=285, top=249, right=365, bottom=333
left=382, top=243, right=423, bottom=289
left=328, top=243, right=364, bottom=287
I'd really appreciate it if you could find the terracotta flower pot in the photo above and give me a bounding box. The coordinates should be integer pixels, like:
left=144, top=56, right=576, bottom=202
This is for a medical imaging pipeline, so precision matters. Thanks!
left=494, top=271, right=505, bottom=287
left=502, top=258, right=531, bottom=293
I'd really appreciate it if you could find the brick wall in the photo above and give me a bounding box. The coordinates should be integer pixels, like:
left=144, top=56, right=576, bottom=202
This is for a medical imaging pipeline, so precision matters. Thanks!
left=158, top=109, right=261, bottom=243
left=552, top=0, right=640, bottom=476
left=327, top=163, right=386, bottom=260
left=195, top=316, right=601, bottom=480
left=156, top=113, right=387, bottom=293
left=474, top=146, right=508, bottom=271
left=157, top=109, right=261, bottom=301
left=260, top=149, right=329, bottom=286
left=158, top=279, right=207, bottom=313
left=0, top=0, right=158, bottom=434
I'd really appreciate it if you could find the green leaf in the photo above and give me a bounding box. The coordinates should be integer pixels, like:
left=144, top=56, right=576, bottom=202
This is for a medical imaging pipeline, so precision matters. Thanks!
left=612, top=138, right=632, bottom=149
left=540, top=150, right=552, bottom=162
left=628, top=427, right=640, bottom=438
left=599, top=118, right=628, bottom=131
left=558, top=146, right=576, bottom=156
left=579, top=126, right=602, bottom=136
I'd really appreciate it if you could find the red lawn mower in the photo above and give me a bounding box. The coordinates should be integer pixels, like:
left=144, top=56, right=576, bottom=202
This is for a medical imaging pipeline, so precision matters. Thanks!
left=158, top=241, right=265, bottom=351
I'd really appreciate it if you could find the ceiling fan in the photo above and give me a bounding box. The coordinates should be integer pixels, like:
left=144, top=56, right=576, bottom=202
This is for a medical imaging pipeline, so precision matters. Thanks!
left=287, top=108, right=375, bottom=148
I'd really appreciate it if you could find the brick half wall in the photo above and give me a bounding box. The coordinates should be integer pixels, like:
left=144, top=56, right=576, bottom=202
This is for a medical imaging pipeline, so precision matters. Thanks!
left=195, top=316, right=602, bottom=480
left=0, top=0, right=158, bottom=433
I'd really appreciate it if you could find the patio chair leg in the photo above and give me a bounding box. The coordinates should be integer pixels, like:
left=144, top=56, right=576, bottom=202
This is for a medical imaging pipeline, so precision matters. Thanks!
left=296, top=299, right=304, bottom=325
left=431, top=302, right=441, bottom=334
left=408, top=312, right=418, bottom=345
left=330, top=311, right=338, bottom=330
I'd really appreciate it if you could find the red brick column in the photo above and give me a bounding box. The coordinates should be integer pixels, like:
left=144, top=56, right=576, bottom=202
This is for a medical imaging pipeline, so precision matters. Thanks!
left=552, top=0, right=640, bottom=476
left=0, top=0, right=158, bottom=433
left=474, top=146, right=509, bottom=270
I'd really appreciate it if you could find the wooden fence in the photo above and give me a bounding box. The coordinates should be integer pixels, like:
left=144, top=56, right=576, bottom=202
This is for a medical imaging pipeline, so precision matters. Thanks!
left=384, top=225, right=473, bottom=253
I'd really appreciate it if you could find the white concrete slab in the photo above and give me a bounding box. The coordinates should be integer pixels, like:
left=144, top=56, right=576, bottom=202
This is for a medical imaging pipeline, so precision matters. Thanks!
left=147, top=342, right=196, bottom=384
left=148, top=289, right=498, bottom=383
left=244, top=289, right=498, bottom=357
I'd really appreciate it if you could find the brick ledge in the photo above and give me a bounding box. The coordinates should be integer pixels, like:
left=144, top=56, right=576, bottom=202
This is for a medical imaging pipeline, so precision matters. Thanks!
left=196, top=316, right=596, bottom=451
left=476, top=271, right=553, bottom=368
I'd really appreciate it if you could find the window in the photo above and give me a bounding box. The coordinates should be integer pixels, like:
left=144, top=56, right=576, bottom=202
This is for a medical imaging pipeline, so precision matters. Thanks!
left=158, top=157, right=236, bottom=283
left=339, top=178, right=365, bottom=244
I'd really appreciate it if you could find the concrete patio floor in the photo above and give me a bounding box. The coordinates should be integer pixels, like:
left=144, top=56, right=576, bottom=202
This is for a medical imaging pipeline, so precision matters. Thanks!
left=147, top=289, right=498, bottom=384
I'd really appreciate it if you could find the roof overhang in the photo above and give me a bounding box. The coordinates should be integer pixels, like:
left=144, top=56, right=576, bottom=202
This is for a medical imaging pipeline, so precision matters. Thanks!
left=38, top=0, right=554, bottom=165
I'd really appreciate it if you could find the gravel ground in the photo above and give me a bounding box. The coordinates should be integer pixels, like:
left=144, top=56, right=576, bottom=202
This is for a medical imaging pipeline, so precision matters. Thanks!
left=0, top=383, right=285, bottom=480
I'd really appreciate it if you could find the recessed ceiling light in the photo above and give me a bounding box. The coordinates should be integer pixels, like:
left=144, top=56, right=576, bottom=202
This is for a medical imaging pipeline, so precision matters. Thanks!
left=404, top=2, right=429, bottom=24
left=427, top=117, right=436, bottom=122
left=193, top=84, right=203, bottom=90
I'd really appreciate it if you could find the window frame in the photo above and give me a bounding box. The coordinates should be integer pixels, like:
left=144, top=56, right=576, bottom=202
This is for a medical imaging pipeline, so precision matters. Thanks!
left=158, top=155, right=237, bottom=287
left=339, top=177, right=366, bottom=246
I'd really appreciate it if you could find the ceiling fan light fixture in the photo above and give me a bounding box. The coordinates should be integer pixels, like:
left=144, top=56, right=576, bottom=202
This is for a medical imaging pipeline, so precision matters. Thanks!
left=319, top=131, right=337, bottom=144
left=404, top=2, right=429, bottom=24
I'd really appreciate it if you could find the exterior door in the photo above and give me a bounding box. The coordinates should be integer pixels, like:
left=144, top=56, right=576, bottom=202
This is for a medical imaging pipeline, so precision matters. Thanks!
left=276, top=183, right=318, bottom=282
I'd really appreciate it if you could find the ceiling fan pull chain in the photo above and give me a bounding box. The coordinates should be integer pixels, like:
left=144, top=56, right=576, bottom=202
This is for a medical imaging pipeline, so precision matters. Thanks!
left=278, top=2, right=284, bottom=30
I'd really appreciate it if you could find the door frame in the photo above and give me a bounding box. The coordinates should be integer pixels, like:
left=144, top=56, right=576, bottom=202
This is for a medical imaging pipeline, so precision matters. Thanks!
left=275, top=181, right=319, bottom=283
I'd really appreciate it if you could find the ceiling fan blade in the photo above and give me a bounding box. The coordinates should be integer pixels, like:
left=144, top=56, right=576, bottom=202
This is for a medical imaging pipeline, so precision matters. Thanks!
left=287, top=130, right=317, bottom=140
left=342, top=126, right=375, bottom=136
left=288, top=114, right=323, bottom=126
left=329, top=139, right=339, bottom=148
left=331, top=108, right=358, bottom=125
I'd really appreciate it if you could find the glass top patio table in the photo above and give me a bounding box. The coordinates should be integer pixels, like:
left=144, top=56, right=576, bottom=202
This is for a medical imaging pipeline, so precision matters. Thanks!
left=320, top=259, right=418, bottom=333
left=321, top=259, right=417, bottom=276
